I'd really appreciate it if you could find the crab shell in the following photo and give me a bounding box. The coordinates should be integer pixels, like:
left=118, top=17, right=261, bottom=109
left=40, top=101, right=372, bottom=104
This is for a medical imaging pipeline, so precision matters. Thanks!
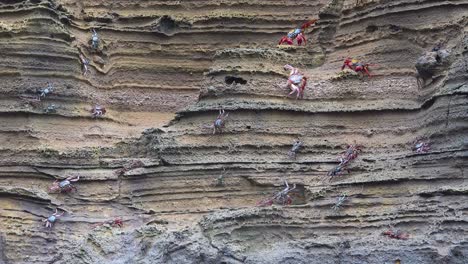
left=91, top=106, right=106, bottom=114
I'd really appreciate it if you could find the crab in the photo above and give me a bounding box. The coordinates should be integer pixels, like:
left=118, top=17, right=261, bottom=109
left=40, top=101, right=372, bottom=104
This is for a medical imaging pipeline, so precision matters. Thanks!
left=92, top=218, right=124, bottom=229
left=288, top=140, right=303, bottom=159
left=212, top=109, right=229, bottom=134
left=331, top=193, right=347, bottom=211
left=341, top=58, right=373, bottom=78
left=91, top=29, right=99, bottom=49
left=413, top=140, right=430, bottom=153
left=327, top=144, right=362, bottom=177
left=44, top=104, right=57, bottom=114
left=383, top=229, right=410, bottom=240
left=49, top=175, right=80, bottom=193
left=114, top=160, right=145, bottom=176
left=79, top=53, right=90, bottom=75
left=38, top=83, right=54, bottom=100
left=339, top=144, right=362, bottom=165
left=257, top=180, right=296, bottom=207
left=278, top=19, right=318, bottom=46
left=283, top=64, right=308, bottom=99
left=43, top=209, right=64, bottom=228
left=111, top=218, right=124, bottom=228
left=215, top=167, right=228, bottom=187
left=327, top=163, right=350, bottom=177
left=91, top=105, right=106, bottom=118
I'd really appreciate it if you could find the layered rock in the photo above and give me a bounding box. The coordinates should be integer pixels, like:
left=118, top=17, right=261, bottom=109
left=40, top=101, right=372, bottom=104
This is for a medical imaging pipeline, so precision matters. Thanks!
left=0, top=0, right=467, bottom=263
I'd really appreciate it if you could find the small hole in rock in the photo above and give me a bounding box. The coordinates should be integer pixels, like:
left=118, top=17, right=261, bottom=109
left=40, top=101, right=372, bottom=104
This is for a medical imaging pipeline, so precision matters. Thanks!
left=246, top=126, right=251, bottom=129
left=158, top=16, right=176, bottom=34
left=60, top=17, right=70, bottom=25
left=366, top=25, right=378, bottom=33
left=225, top=76, right=247, bottom=85
left=389, top=24, right=401, bottom=32
left=57, top=5, right=66, bottom=12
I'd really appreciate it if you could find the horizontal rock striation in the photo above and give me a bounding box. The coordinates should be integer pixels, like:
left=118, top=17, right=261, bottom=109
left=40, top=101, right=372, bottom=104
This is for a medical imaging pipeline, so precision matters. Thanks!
left=0, top=0, right=467, bottom=263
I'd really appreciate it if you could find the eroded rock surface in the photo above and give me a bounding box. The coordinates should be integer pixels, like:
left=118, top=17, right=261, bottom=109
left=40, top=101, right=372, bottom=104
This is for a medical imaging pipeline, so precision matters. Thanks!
left=0, top=0, right=467, bottom=263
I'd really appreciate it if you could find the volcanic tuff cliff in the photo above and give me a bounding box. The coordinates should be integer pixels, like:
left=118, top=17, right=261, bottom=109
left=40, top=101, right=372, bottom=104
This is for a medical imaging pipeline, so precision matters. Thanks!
left=0, top=0, right=467, bottom=263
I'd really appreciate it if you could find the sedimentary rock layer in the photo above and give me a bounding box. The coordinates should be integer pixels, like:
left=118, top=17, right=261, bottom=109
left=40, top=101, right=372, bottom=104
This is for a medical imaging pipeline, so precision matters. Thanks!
left=0, top=0, right=467, bottom=263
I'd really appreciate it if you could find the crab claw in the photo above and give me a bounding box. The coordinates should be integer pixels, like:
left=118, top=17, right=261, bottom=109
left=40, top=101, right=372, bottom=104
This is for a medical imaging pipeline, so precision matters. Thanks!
left=113, top=218, right=123, bottom=227
left=68, top=175, right=80, bottom=182
left=296, top=33, right=307, bottom=46
left=399, top=234, right=410, bottom=240
left=48, top=181, right=60, bottom=192
left=257, top=198, right=273, bottom=207
left=279, top=36, right=293, bottom=45
left=363, top=65, right=372, bottom=77
left=383, top=230, right=393, bottom=236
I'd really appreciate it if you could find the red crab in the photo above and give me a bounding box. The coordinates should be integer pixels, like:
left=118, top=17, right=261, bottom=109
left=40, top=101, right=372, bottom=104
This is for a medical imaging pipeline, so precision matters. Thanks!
left=278, top=19, right=318, bottom=46
left=257, top=180, right=295, bottom=207
left=383, top=229, right=409, bottom=240
left=341, top=58, right=373, bottom=78
left=339, top=144, right=363, bottom=165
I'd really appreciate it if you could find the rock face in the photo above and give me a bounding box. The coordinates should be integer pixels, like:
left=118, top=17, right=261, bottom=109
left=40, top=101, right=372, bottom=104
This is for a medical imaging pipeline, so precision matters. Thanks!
left=415, top=49, right=451, bottom=86
left=0, top=0, right=467, bottom=263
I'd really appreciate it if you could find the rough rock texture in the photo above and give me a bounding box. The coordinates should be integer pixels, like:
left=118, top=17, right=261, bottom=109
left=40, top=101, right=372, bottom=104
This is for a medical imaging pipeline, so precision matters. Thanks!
left=415, top=49, right=452, bottom=85
left=1, top=0, right=468, bottom=263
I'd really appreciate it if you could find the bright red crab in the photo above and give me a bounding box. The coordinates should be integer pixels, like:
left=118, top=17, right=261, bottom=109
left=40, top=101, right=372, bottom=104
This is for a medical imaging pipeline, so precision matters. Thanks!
left=278, top=19, right=318, bottom=46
